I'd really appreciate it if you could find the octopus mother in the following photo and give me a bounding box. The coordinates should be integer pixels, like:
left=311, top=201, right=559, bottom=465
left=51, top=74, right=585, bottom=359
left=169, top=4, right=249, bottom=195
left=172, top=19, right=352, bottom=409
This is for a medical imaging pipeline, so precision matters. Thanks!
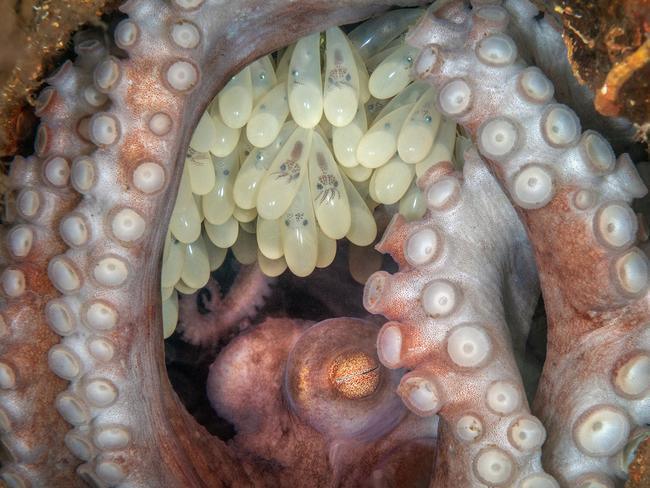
left=0, top=0, right=648, bottom=487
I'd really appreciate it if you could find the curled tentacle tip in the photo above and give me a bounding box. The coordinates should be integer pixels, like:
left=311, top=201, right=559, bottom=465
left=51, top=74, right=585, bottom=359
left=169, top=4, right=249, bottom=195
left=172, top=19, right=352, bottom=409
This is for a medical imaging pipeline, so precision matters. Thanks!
left=374, top=213, right=409, bottom=264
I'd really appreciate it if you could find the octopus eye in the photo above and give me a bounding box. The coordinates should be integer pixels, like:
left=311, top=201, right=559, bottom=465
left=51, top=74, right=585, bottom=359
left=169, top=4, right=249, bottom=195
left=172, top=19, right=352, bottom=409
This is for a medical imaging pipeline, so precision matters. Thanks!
left=223, top=170, right=230, bottom=176
left=317, top=183, right=323, bottom=190
left=334, top=181, right=338, bottom=187
left=280, top=163, right=286, bottom=171
left=302, top=220, right=308, bottom=226
left=284, top=219, right=290, bottom=226
left=346, top=73, right=351, bottom=81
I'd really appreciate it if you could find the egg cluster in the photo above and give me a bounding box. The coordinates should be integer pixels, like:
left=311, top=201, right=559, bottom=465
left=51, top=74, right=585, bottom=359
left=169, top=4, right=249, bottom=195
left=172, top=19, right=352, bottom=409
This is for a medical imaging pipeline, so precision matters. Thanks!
left=161, top=9, right=464, bottom=335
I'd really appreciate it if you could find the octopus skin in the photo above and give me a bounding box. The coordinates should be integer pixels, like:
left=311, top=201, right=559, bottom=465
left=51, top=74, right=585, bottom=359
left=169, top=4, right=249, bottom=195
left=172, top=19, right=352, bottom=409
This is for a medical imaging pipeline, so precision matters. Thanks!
left=177, top=264, right=273, bottom=347
left=0, top=1, right=435, bottom=486
left=206, top=315, right=439, bottom=487
left=405, top=0, right=650, bottom=486
left=0, top=1, right=647, bottom=488
left=364, top=149, right=548, bottom=487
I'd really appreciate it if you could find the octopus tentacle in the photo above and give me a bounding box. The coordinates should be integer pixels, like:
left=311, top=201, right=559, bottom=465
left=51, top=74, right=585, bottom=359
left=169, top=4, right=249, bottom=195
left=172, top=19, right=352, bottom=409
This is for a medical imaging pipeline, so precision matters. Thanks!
left=2, top=0, right=427, bottom=486
left=0, top=35, right=109, bottom=486
left=364, top=149, right=549, bottom=487
left=178, top=263, right=274, bottom=347
left=408, top=0, right=650, bottom=485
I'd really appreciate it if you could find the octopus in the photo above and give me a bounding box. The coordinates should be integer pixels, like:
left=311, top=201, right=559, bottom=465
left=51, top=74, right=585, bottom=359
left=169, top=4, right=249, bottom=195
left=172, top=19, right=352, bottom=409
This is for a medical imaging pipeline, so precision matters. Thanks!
left=0, top=0, right=648, bottom=487
left=314, top=154, right=341, bottom=205
left=327, top=49, right=354, bottom=88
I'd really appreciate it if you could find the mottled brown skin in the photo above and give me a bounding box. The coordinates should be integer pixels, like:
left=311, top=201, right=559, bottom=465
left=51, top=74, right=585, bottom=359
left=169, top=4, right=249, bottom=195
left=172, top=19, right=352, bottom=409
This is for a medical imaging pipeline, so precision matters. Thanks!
left=206, top=317, right=436, bottom=488
left=408, top=2, right=650, bottom=483
left=512, top=183, right=650, bottom=485
left=110, top=4, right=431, bottom=484
left=2, top=2, right=436, bottom=486
left=2, top=0, right=648, bottom=486
left=1, top=38, right=103, bottom=484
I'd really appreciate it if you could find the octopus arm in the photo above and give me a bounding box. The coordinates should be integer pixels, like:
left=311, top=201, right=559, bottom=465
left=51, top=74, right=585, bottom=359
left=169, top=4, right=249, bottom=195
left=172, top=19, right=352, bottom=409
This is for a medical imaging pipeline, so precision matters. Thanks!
left=408, top=1, right=650, bottom=484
